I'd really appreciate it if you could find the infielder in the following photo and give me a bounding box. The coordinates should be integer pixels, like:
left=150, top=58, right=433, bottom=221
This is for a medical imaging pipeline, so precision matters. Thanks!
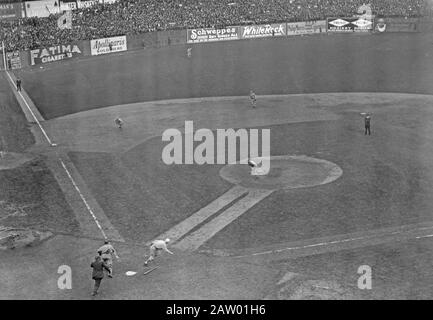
left=248, top=158, right=266, bottom=176
left=97, top=240, right=117, bottom=277
left=143, top=238, right=173, bottom=267
left=114, top=117, right=123, bottom=129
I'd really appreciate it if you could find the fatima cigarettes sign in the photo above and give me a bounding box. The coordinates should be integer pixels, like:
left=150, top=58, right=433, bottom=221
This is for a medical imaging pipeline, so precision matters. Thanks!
left=29, top=44, right=82, bottom=65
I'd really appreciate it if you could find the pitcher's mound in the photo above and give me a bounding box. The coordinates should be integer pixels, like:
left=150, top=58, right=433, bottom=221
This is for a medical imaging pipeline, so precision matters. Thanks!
left=219, top=155, right=343, bottom=190
left=0, top=152, right=36, bottom=170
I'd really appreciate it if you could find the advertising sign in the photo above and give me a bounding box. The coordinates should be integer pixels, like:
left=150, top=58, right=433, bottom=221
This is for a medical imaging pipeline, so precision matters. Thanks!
left=6, top=51, right=21, bottom=69
left=375, top=17, right=419, bottom=33
left=187, top=27, right=240, bottom=43
left=90, top=36, right=127, bottom=55
left=0, top=2, right=22, bottom=20
left=287, top=20, right=326, bottom=35
left=29, top=44, right=82, bottom=65
left=327, top=17, right=373, bottom=32
left=240, top=23, right=286, bottom=39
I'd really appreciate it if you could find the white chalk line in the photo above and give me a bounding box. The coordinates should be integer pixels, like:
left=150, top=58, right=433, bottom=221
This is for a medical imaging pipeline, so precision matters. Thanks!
left=5, top=71, right=119, bottom=257
left=60, top=159, right=119, bottom=259
left=233, top=225, right=433, bottom=258
left=5, top=71, right=54, bottom=146
left=416, top=234, right=433, bottom=239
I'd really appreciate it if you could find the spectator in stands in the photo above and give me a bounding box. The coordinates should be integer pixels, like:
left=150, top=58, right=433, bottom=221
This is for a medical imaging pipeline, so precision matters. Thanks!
left=0, top=0, right=426, bottom=52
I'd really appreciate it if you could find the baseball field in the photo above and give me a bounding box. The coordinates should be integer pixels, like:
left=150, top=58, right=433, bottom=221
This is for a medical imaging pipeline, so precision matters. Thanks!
left=2, top=31, right=433, bottom=299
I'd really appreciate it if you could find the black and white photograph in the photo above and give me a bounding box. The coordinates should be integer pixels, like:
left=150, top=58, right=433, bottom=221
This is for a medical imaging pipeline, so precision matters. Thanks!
left=1, top=0, right=433, bottom=304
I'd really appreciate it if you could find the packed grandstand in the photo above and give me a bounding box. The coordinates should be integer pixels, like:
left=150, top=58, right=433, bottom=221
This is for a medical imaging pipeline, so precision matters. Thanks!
left=0, top=0, right=428, bottom=51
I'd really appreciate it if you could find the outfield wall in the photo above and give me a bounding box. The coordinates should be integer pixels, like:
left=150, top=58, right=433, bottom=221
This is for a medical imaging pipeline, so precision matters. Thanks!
left=0, top=17, right=430, bottom=70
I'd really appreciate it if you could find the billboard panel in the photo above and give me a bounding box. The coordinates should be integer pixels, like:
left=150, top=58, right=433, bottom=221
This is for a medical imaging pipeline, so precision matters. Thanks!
left=29, top=43, right=83, bottom=65
left=375, top=17, right=419, bottom=33
left=240, top=23, right=286, bottom=39
left=6, top=51, right=21, bottom=69
left=327, top=17, right=373, bottom=32
left=287, top=20, right=326, bottom=35
left=24, top=0, right=60, bottom=18
left=90, top=36, right=127, bottom=56
left=187, top=27, right=240, bottom=43
left=0, top=2, right=22, bottom=20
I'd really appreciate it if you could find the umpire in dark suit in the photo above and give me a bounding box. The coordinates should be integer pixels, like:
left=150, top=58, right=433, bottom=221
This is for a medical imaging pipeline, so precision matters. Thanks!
left=16, top=78, right=22, bottom=92
left=91, top=255, right=111, bottom=296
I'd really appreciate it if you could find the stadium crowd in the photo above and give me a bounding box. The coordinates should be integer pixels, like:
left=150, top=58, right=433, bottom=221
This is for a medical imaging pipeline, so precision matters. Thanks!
left=0, top=0, right=427, bottom=51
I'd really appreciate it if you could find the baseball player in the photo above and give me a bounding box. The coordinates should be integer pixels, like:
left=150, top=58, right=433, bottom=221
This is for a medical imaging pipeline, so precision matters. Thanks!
left=143, top=238, right=173, bottom=267
left=187, top=47, right=192, bottom=58
left=16, top=78, right=22, bottom=92
left=97, top=240, right=117, bottom=277
left=250, top=90, right=256, bottom=108
left=114, top=117, right=123, bottom=129
left=248, top=158, right=266, bottom=176
left=361, top=112, right=372, bottom=135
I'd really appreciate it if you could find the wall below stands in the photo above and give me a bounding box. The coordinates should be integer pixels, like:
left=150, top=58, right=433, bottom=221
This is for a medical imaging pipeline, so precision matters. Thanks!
left=1, top=18, right=432, bottom=71
left=0, top=29, right=187, bottom=70
left=127, top=29, right=186, bottom=51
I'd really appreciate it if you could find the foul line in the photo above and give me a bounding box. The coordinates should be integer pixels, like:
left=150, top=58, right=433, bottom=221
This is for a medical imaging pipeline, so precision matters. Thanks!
left=4, top=71, right=118, bottom=255
left=5, top=71, right=54, bottom=146
left=59, top=159, right=107, bottom=240
left=232, top=225, right=433, bottom=258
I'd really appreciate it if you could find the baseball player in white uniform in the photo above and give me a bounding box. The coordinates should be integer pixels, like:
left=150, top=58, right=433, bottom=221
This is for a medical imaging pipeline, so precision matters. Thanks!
left=143, top=238, right=173, bottom=266
left=97, top=240, right=117, bottom=277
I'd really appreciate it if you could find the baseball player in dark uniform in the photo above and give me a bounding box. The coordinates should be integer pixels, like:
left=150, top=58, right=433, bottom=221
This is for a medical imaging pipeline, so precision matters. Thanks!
left=364, top=113, right=371, bottom=135
left=361, top=112, right=371, bottom=135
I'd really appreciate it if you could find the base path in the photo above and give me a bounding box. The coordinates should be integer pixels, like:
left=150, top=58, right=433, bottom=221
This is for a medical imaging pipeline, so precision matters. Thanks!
left=174, top=188, right=273, bottom=251
left=156, top=185, right=248, bottom=244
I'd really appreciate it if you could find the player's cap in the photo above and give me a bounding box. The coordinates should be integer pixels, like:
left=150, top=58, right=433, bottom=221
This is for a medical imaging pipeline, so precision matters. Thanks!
left=165, top=238, right=170, bottom=243
left=248, top=159, right=257, bottom=167
left=104, top=240, right=109, bottom=244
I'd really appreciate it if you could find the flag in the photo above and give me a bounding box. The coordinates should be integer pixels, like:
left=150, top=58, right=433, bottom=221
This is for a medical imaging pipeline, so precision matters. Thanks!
left=57, top=10, right=72, bottom=29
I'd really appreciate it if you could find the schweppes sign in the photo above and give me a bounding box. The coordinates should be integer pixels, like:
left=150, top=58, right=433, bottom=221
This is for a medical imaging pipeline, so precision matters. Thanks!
left=30, top=44, right=82, bottom=66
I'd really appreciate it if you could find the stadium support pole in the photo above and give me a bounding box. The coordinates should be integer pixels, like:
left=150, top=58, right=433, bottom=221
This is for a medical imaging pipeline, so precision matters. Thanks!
left=1, top=41, right=6, bottom=71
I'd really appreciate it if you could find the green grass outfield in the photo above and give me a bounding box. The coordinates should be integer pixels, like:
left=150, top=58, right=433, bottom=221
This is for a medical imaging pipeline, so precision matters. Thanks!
left=16, top=32, right=433, bottom=120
